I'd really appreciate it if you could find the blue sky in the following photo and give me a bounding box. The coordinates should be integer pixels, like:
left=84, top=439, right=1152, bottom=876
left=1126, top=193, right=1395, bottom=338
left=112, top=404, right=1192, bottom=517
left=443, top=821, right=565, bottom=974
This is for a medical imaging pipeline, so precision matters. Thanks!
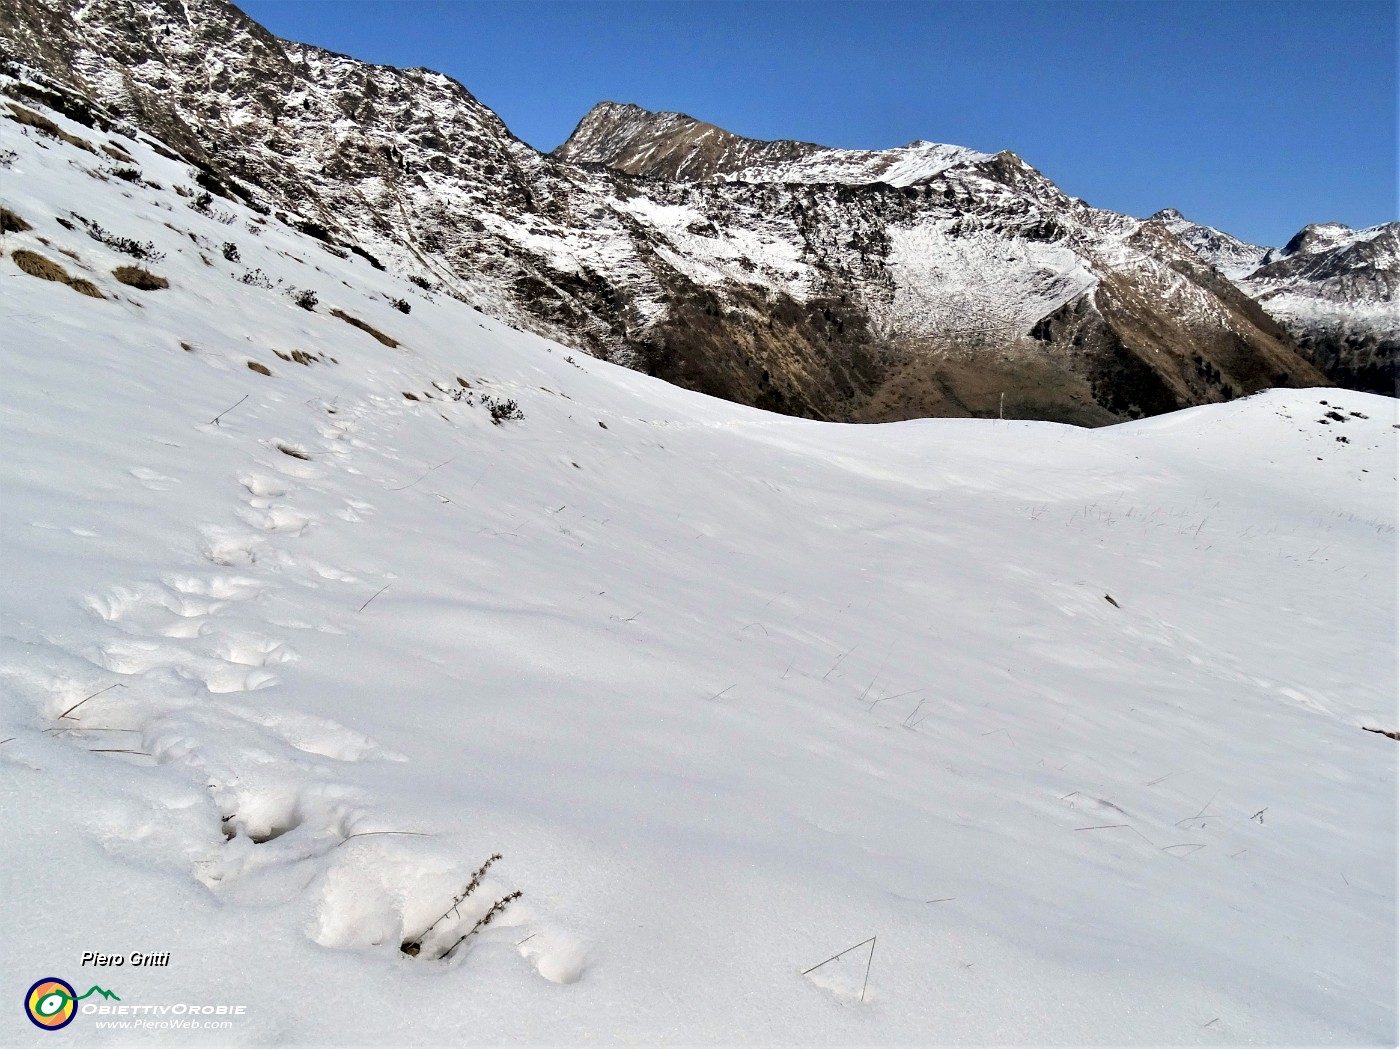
left=236, top=0, right=1395, bottom=246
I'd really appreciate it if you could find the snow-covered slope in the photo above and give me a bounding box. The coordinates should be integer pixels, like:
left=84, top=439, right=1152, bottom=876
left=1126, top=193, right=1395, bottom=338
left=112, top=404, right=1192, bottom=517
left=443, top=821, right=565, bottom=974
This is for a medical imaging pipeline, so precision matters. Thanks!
left=1, top=67, right=1397, bottom=1048
left=0, top=0, right=1329, bottom=427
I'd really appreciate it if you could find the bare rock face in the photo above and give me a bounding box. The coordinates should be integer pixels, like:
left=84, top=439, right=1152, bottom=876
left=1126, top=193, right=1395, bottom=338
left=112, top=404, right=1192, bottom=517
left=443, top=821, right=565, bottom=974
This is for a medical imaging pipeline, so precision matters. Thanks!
left=0, top=0, right=1346, bottom=424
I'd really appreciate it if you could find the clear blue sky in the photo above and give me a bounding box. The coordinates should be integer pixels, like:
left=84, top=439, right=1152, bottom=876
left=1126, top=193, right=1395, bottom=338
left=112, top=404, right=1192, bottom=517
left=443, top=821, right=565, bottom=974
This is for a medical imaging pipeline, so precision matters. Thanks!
left=236, top=0, right=1396, bottom=247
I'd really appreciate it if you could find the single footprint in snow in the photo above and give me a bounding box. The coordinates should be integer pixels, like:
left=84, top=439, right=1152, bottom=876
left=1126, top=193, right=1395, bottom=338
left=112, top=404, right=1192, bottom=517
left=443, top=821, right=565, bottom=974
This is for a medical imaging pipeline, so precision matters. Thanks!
left=518, top=929, right=587, bottom=984
left=238, top=473, right=289, bottom=499
left=238, top=505, right=314, bottom=536
left=200, top=527, right=265, bottom=567
left=209, top=634, right=295, bottom=669
left=129, top=466, right=179, bottom=490
left=224, top=704, right=402, bottom=762
left=173, top=652, right=281, bottom=693
left=162, top=572, right=262, bottom=602
left=305, top=560, right=359, bottom=584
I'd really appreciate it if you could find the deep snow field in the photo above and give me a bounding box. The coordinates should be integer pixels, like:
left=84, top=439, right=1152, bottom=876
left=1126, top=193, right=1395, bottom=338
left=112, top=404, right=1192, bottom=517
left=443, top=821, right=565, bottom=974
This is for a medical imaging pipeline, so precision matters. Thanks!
left=1, top=92, right=1396, bottom=1048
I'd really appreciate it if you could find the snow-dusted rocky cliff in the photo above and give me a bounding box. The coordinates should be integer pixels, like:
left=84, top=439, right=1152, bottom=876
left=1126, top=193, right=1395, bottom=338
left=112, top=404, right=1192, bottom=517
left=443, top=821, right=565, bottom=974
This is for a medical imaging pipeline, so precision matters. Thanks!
left=1153, top=210, right=1397, bottom=394
left=3, top=0, right=1383, bottom=422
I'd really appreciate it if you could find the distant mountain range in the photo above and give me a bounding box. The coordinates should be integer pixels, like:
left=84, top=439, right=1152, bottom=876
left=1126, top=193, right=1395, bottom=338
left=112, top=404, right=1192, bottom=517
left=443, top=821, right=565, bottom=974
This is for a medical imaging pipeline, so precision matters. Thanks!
left=2, top=0, right=1392, bottom=421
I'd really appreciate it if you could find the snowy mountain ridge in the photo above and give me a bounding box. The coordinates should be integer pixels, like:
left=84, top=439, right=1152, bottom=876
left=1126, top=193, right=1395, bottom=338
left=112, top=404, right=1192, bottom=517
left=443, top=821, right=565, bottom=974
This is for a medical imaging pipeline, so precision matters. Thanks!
left=0, top=0, right=1349, bottom=427
left=553, top=101, right=990, bottom=186
left=0, top=25, right=1397, bottom=1047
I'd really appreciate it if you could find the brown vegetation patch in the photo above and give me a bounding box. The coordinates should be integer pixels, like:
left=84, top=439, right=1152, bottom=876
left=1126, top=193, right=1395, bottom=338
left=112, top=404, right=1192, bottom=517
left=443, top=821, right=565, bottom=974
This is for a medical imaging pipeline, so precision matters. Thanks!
left=112, top=265, right=168, bottom=290
left=247, top=360, right=272, bottom=376
left=276, top=443, right=310, bottom=460
left=10, top=248, right=104, bottom=298
left=401, top=391, right=419, bottom=400
left=101, top=143, right=136, bottom=163
left=5, top=102, right=96, bottom=153
left=1, top=206, right=31, bottom=233
left=330, top=308, right=398, bottom=347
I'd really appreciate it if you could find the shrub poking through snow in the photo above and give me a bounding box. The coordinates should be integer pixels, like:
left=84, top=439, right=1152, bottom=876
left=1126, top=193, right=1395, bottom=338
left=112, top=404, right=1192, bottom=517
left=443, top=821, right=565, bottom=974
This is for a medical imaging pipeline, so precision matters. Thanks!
left=390, top=297, right=410, bottom=314
left=408, top=274, right=432, bottom=290
left=112, top=265, right=168, bottom=290
left=238, top=268, right=273, bottom=288
left=190, top=191, right=236, bottom=224
left=10, top=248, right=104, bottom=298
left=290, top=288, right=318, bottom=311
left=481, top=394, right=523, bottom=425
left=330, top=307, right=398, bottom=347
left=401, top=854, right=523, bottom=961
left=221, top=241, right=240, bottom=262
left=72, top=213, right=164, bottom=261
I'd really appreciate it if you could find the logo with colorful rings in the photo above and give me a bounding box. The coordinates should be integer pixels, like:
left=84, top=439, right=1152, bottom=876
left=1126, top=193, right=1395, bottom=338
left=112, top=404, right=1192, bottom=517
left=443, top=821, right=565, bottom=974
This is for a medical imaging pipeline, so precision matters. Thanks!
left=24, top=978, right=119, bottom=1030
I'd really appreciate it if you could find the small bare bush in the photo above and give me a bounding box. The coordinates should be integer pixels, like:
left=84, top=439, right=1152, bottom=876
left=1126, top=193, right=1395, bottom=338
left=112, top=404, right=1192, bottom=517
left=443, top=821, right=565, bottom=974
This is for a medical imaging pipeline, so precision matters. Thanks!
left=113, top=265, right=168, bottom=290
left=330, top=307, right=398, bottom=347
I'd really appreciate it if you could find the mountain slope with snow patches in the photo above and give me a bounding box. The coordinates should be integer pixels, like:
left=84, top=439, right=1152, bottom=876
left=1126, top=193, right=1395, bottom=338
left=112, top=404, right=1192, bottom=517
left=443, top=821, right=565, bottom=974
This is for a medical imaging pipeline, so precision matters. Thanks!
left=1, top=68, right=1397, bottom=1048
left=0, top=0, right=1332, bottom=428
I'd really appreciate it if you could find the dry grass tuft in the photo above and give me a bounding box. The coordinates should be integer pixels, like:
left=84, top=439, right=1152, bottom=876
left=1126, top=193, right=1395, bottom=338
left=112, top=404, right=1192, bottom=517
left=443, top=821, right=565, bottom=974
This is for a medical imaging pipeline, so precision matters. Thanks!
left=5, top=102, right=96, bottom=153
left=101, top=143, right=136, bottom=163
left=276, top=443, right=311, bottom=460
left=330, top=308, right=398, bottom=347
left=246, top=360, right=272, bottom=376
left=11, top=248, right=104, bottom=298
left=112, top=265, right=168, bottom=290
left=1, top=206, right=31, bottom=233
left=401, top=391, right=419, bottom=401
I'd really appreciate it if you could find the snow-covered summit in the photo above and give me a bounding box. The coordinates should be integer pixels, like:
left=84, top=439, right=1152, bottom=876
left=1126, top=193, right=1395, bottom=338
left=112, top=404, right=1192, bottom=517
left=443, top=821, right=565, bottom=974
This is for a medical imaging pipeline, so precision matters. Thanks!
left=1150, top=207, right=1269, bottom=280
left=553, top=101, right=989, bottom=186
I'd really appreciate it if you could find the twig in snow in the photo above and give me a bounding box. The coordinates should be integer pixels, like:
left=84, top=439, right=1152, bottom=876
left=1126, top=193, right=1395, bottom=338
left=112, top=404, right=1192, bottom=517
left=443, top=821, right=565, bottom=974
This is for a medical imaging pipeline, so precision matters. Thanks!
left=0, top=737, right=14, bottom=746
left=739, top=622, right=769, bottom=637
left=707, top=684, right=736, bottom=702
left=341, top=830, right=431, bottom=843
left=1103, top=593, right=1120, bottom=608
left=208, top=394, right=248, bottom=427
left=1202, top=1018, right=1219, bottom=1028
left=925, top=897, right=955, bottom=904
left=88, top=748, right=151, bottom=755
left=1250, top=808, right=1267, bottom=824
left=867, top=687, right=920, bottom=712
left=443, top=890, right=523, bottom=959
left=357, top=583, right=391, bottom=612
left=1075, top=824, right=1131, bottom=831
left=1174, top=791, right=1218, bottom=829
left=385, top=456, right=456, bottom=492
left=801, top=935, right=878, bottom=1002
left=821, top=645, right=856, bottom=680
left=1161, top=843, right=1207, bottom=857
left=57, top=683, right=124, bottom=721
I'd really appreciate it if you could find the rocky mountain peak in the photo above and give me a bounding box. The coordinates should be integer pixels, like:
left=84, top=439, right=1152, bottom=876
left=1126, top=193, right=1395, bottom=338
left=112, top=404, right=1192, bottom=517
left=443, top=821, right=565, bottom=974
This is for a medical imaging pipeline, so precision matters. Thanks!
left=554, top=100, right=989, bottom=186
left=1278, top=221, right=1357, bottom=259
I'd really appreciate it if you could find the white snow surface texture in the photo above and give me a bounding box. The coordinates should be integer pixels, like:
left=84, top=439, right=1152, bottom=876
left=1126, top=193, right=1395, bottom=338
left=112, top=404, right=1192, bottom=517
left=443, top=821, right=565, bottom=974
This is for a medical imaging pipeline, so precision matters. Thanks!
left=0, top=91, right=1396, bottom=1048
